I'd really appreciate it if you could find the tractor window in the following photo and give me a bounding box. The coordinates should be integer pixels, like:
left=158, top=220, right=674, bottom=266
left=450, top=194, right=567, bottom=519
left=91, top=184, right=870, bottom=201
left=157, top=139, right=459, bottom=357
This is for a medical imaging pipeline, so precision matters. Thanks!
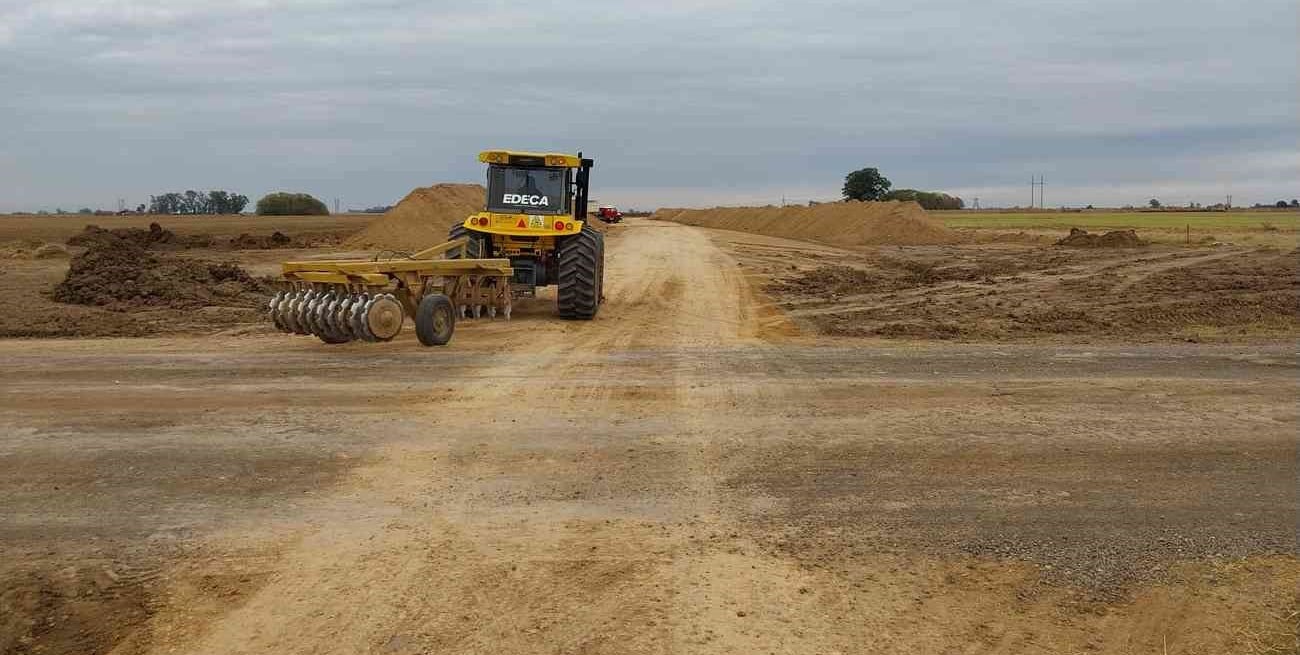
left=486, top=166, right=569, bottom=215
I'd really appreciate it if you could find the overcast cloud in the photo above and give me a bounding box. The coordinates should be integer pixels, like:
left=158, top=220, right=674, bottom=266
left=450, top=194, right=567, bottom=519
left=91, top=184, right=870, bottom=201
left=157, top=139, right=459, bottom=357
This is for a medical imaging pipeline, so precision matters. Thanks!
left=1, top=0, right=1295, bottom=211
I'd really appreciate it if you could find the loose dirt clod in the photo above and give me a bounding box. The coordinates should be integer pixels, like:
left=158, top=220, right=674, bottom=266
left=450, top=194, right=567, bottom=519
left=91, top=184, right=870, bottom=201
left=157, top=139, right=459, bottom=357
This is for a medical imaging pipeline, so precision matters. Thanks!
left=652, top=201, right=959, bottom=247
left=345, top=183, right=486, bottom=250
left=1, top=239, right=67, bottom=259
left=52, top=234, right=268, bottom=310
left=31, top=244, right=69, bottom=259
left=1055, top=227, right=1146, bottom=248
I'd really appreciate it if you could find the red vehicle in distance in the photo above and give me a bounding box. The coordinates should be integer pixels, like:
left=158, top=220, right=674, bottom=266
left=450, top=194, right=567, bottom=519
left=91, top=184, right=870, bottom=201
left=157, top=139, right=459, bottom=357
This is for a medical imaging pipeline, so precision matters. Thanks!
left=594, top=205, right=623, bottom=223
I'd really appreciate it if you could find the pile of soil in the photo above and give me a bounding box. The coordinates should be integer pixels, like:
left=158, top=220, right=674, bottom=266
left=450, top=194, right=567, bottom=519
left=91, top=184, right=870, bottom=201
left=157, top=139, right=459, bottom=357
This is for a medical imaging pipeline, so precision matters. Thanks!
left=52, top=233, right=269, bottom=311
left=231, top=231, right=292, bottom=249
left=67, top=222, right=176, bottom=248
left=345, top=183, right=485, bottom=250
left=652, top=201, right=959, bottom=247
left=1056, top=228, right=1146, bottom=248
left=65, top=223, right=219, bottom=250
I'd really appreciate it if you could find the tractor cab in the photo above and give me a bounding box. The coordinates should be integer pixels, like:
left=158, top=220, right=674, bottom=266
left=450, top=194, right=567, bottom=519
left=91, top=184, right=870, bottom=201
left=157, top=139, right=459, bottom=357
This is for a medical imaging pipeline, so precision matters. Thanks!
left=450, top=150, right=604, bottom=319
left=466, top=150, right=593, bottom=236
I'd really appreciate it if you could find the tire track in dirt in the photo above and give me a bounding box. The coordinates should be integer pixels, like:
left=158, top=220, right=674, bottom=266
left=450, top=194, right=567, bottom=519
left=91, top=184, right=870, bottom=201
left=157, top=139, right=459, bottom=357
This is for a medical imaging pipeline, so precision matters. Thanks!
left=156, top=219, right=794, bottom=654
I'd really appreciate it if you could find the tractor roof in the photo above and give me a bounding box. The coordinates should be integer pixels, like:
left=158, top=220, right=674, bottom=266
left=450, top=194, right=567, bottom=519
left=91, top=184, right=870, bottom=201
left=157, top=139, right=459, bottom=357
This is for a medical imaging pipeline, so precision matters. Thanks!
left=479, top=150, right=583, bottom=168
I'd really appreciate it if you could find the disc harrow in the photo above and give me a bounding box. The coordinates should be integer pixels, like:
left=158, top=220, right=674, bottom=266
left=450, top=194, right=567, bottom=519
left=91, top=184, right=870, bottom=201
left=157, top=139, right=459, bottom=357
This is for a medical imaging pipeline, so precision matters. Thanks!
left=267, top=237, right=513, bottom=347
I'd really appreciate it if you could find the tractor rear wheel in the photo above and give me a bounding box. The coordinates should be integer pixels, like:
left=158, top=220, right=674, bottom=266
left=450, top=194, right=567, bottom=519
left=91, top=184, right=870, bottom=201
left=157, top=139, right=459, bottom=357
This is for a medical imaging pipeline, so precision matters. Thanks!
left=447, top=224, right=488, bottom=259
left=415, top=293, right=455, bottom=346
left=557, top=225, right=601, bottom=320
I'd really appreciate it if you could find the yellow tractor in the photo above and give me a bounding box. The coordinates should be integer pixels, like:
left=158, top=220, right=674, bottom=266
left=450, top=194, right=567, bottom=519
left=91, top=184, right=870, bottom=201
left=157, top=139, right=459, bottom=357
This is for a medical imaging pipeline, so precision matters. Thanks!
left=267, top=150, right=604, bottom=347
left=450, top=150, right=604, bottom=319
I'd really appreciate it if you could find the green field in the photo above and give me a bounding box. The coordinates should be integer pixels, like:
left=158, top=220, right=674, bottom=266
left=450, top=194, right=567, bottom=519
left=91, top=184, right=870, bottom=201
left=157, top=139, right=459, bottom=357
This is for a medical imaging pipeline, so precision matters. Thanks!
left=936, top=210, right=1300, bottom=246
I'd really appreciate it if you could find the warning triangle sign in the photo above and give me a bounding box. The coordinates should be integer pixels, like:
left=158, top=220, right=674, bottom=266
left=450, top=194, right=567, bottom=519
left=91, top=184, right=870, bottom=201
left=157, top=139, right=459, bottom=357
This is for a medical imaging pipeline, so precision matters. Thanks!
left=516, top=219, right=527, bottom=229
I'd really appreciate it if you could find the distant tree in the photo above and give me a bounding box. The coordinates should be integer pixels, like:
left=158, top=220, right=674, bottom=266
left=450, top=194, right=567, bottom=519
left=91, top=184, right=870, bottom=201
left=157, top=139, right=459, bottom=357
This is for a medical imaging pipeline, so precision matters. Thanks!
left=149, top=190, right=246, bottom=214
left=1290, top=199, right=1299, bottom=208
left=136, top=203, right=146, bottom=213
left=203, top=190, right=250, bottom=214
left=208, top=190, right=230, bottom=213
left=180, top=190, right=202, bottom=214
left=256, top=192, right=329, bottom=216
left=1148, top=198, right=1162, bottom=208
left=884, top=189, right=964, bottom=210
left=1276, top=200, right=1289, bottom=208
left=842, top=168, right=892, bottom=202
left=77, top=207, right=93, bottom=214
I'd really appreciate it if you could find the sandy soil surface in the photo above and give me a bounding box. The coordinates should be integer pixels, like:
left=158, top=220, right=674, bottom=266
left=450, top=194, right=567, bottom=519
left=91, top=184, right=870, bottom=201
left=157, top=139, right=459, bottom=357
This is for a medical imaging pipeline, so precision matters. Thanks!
left=714, top=229, right=1299, bottom=342
left=1, top=218, right=1297, bottom=654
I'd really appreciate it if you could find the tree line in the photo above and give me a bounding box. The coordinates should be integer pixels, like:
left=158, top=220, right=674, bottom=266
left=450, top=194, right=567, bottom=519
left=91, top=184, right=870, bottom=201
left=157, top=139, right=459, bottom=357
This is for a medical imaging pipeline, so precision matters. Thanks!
left=149, top=190, right=250, bottom=215
left=841, top=167, right=965, bottom=210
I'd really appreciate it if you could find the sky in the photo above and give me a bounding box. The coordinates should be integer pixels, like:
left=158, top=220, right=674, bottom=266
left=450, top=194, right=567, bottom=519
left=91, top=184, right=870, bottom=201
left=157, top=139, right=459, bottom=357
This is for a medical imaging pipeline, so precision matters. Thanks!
left=0, top=0, right=1296, bottom=212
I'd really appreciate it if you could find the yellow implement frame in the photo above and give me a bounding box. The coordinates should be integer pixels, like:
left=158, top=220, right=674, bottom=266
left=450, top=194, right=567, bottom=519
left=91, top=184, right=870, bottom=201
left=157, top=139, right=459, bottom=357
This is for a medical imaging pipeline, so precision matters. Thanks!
left=277, top=237, right=516, bottom=319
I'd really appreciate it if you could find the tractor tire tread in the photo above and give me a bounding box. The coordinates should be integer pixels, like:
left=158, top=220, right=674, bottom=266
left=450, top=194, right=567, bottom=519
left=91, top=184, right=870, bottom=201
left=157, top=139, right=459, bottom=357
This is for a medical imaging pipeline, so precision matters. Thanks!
left=557, top=225, right=602, bottom=320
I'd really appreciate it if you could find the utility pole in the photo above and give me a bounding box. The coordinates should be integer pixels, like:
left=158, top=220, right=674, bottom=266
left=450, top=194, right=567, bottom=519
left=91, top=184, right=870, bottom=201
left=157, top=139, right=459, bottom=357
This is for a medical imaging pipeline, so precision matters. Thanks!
left=334, top=198, right=340, bottom=214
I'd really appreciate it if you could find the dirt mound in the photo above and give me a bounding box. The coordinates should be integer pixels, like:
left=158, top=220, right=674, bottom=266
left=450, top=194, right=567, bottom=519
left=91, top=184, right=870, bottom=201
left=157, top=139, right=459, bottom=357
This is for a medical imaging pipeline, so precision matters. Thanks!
left=67, top=222, right=176, bottom=249
left=345, top=183, right=485, bottom=250
left=53, top=236, right=269, bottom=310
left=652, top=201, right=958, bottom=247
left=231, top=231, right=292, bottom=249
left=1056, top=228, right=1146, bottom=248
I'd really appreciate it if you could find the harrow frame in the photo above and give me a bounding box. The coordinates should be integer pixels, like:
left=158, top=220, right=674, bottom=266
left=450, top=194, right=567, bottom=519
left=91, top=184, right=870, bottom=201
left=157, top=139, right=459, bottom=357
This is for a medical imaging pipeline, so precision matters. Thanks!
left=269, top=238, right=515, bottom=345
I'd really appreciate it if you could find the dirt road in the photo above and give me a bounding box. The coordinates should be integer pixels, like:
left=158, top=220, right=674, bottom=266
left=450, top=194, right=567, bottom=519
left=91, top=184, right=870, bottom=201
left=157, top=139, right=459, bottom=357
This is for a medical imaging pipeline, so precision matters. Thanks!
left=2, top=219, right=1296, bottom=654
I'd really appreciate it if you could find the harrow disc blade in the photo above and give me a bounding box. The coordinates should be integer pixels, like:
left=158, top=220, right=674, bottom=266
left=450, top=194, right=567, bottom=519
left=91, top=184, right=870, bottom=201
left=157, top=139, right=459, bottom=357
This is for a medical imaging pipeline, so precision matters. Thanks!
left=331, top=293, right=353, bottom=342
left=353, top=294, right=377, bottom=342
left=323, top=293, right=343, bottom=341
left=305, top=294, right=322, bottom=336
left=296, top=292, right=314, bottom=335
left=274, top=291, right=293, bottom=333
left=316, top=293, right=334, bottom=338
left=279, top=291, right=296, bottom=333
left=366, top=294, right=404, bottom=341
left=289, top=291, right=309, bottom=334
left=336, top=295, right=356, bottom=341
left=268, top=291, right=286, bottom=332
